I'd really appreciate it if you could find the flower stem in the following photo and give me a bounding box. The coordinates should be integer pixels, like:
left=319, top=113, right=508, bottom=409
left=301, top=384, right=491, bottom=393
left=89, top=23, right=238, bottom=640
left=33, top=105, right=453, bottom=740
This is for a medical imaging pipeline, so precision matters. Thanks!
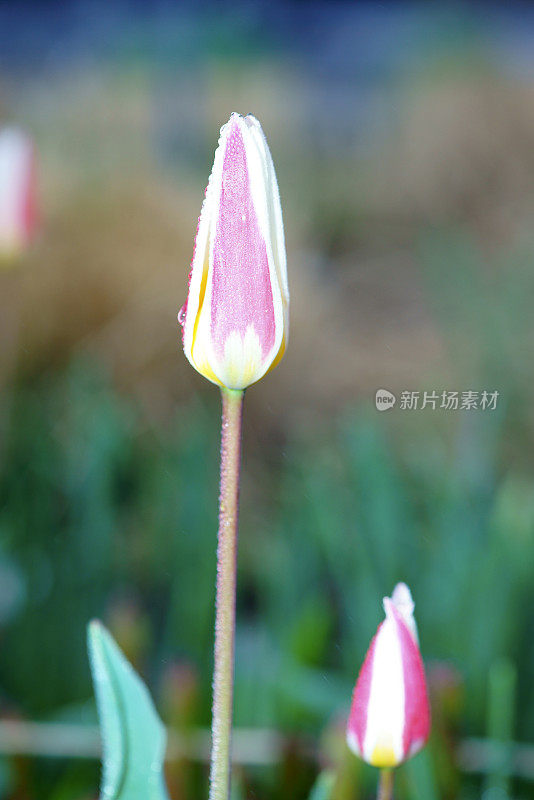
left=377, top=769, right=394, bottom=800
left=209, top=387, right=244, bottom=800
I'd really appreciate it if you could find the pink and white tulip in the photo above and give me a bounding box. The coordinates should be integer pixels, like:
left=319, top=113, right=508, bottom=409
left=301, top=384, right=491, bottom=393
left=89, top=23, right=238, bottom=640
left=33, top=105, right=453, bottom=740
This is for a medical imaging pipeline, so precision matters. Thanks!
left=346, top=583, right=430, bottom=768
left=180, top=113, right=288, bottom=390
left=0, top=128, right=36, bottom=261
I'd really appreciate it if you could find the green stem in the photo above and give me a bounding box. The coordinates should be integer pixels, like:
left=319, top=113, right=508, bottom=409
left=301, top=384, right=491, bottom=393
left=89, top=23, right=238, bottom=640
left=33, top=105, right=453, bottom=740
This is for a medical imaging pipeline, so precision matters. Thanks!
left=377, top=769, right=394, bottom=800
left=209, top=387, right=244, bottom=800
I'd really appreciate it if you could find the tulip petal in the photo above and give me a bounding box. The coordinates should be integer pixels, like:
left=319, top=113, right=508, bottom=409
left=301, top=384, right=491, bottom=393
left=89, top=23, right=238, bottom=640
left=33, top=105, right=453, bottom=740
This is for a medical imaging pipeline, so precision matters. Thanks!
left=363, top=602, right=406, bottom=766
left=391, top=581, right=418, bottom=642
left=181, top=113, right=288, bottom=390
left=346, top=629, right=375, bottom=759
left=0, top=128, right=36, bottom=260
left=394, top=604, right=430, bottom=757
left=347, top=585, right=430, bottom=768
left=210, top=119, right=276, bottom=364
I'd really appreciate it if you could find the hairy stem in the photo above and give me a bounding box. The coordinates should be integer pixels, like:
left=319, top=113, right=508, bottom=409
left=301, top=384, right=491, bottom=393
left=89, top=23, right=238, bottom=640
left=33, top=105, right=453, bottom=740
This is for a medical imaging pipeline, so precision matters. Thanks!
left=209, top=387, right=244, bottom=800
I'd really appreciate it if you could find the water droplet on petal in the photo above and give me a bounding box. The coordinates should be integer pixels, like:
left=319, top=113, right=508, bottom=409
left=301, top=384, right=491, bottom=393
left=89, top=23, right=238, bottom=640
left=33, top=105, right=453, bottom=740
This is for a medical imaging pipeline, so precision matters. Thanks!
left=178, top=304, right=186, bottom=326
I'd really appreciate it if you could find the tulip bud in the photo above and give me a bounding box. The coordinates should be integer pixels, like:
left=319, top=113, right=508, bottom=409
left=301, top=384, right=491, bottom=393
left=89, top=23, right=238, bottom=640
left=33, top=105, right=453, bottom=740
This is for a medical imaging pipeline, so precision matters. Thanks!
left=0, top=128, right=36, bottom=262
left=180, top=113, right=288, bottom=390
left=346, top=583, right=430, bottom=768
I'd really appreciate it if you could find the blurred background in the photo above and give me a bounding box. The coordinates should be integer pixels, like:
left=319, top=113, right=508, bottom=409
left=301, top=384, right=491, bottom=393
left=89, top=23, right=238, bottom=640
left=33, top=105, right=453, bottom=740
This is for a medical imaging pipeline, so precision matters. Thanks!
left=1, top=1, right=534, bottom=798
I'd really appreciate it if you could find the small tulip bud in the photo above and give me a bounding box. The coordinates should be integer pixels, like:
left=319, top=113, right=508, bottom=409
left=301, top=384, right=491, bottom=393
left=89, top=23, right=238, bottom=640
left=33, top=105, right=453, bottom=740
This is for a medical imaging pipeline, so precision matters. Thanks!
left=0, top=128, right=37, bottom=261
left=346, top=583, right=430, bottom=768
left=180, top=113, right=288, bottom=390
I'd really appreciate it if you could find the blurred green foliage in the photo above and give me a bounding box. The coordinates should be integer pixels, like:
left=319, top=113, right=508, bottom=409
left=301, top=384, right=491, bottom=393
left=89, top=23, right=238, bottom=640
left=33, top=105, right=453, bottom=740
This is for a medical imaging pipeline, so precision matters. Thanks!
left=0, top=358, right=533, bottom=799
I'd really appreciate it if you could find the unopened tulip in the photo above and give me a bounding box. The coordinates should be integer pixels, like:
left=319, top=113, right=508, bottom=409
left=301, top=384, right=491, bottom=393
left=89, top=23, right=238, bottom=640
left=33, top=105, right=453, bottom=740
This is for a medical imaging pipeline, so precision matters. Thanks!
left=346, top=583, right=430, bottom=768
left=0, top=128, right=36, bottom=261
left=180, top=113, right=288, bottom=390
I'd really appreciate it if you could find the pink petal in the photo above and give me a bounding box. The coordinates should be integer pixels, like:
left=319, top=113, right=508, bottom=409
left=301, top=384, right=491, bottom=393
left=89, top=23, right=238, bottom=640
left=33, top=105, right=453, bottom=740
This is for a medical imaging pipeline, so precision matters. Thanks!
left=347, top=626, right=378, bottom=754
left=389, top=603, right=431, bottom=757
left=210, top=120, right=275, bottom=360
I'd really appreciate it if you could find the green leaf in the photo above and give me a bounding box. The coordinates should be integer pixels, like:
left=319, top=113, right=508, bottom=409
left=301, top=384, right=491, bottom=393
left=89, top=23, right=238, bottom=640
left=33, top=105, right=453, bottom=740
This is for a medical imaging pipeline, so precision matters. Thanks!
left=308, top=770, right=335, bottom=800
left=88, top=620, right=170, bottom=800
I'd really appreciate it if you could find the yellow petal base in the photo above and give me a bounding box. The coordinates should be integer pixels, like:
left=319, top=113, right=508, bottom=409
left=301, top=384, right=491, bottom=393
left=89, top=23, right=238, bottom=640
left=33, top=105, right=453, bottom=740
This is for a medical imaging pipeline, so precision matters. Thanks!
left=370, top=742, right=399, bottom=768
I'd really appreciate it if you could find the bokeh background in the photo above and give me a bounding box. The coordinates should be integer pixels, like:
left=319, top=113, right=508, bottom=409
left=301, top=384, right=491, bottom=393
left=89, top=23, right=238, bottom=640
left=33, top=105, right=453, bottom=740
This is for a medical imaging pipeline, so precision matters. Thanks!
left=1, top=2, right=534, bottom=799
